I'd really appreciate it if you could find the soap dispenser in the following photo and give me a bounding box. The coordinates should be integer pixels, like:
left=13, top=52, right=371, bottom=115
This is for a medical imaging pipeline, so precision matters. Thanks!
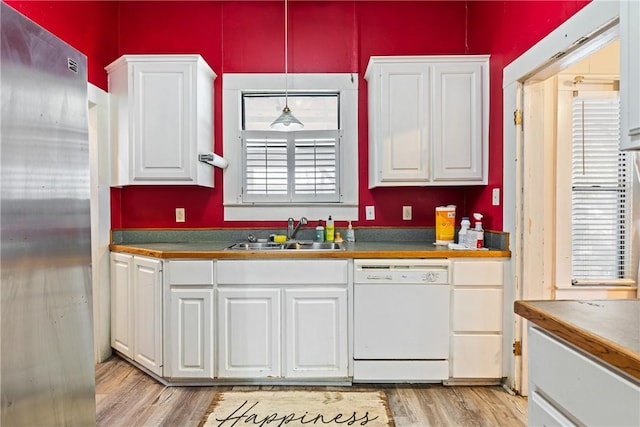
left=346, top=221, right=355, bottom=242
left=314, top=220, right=325, bottom=242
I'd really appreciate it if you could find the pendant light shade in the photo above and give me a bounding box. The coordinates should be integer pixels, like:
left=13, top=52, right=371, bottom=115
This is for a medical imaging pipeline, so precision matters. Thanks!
left=271, top=105, right=303, bottom=130
left=270, top=0, right=303, bottom=131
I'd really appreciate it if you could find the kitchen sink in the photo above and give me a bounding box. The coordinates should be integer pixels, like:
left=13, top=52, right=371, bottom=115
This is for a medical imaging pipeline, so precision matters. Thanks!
left=225, top=241, right=343, bottom=251
left=225, top=242, right=285, bottom=251
left=283, top=241, right=343, bottom=250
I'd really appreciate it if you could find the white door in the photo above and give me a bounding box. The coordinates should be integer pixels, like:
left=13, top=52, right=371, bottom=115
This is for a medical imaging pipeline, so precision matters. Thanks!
left=217, top=287, right=281, bottom=378
left=110, top=252, right=133, bottom=358
left=503, top=2, right=620, bottom=395
left=284, top=288, right=348, bottom=378
left=168, top=287, right=213, bottom=379
left=133, top=256, right=163, bottom=376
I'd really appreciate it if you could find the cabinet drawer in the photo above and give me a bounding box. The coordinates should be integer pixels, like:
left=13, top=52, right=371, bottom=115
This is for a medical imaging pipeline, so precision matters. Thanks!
left=167, top=260, right=214, bottom=285
left=451, top=334, right=502, bottom=378
left=452, top=260, right=503, bottom=286
left=217, top=260, right=348, bottom=285
left=529, top=326, right=640, bottom=426
left=452, top=288, right=502, bottom=331
left=529, top=391, right=577, bottom=427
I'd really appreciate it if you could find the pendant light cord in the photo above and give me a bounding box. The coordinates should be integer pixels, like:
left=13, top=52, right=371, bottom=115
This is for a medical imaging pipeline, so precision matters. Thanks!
left=284, top=0, right=289, bottom=107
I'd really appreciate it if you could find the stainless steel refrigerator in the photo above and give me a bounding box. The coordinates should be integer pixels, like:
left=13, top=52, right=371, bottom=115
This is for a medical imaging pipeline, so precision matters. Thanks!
left=1, top=3, right=95, bottom=425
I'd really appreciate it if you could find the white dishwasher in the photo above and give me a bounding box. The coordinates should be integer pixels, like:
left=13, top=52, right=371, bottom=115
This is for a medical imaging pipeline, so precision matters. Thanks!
left=353, top=259, right=450, bottom=382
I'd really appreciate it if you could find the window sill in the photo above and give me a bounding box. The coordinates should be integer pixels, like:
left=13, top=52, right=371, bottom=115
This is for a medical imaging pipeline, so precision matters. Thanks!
left=224, top=203, right=359, bottom=222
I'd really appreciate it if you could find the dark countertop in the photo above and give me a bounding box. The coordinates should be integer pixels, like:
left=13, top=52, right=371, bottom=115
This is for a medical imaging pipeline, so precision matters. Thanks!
left=109, top=240, right=511, bottom=259
left=515, top=299, right=640, bottom=380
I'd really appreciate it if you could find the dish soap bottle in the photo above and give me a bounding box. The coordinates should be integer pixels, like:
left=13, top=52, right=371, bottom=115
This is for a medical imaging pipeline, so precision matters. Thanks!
left=314, top=220, right=325, bottom=242
left=346, top=221, right=355, bottom=242
left=325, top=216, right=335, bottom=242
left=458, top=217, right=470, bottom=247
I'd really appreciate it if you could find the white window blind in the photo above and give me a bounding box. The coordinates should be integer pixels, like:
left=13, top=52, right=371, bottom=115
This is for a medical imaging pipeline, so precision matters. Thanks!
left=294, top=134, right=338, bottom=197
left=241, top=130, right=340, bottom=203
left=571, top=95, right=633, bottom=283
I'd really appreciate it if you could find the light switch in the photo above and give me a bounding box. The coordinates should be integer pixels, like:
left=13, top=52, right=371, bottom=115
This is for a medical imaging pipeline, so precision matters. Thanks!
left=365, top=206, right=375, bottom=220
left=492, top=188, right=500, bottom=206
left=402, top=206, right=412, bottom=220
left=175, top=207, right=185, bottom=222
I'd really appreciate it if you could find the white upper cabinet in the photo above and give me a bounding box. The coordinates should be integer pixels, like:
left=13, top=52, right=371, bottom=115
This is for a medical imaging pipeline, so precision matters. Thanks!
left=620, top=1, right=640, bottom=150
left=106, top=55, right=216, bottom=186
left=365, top=55, right=489, bottom=187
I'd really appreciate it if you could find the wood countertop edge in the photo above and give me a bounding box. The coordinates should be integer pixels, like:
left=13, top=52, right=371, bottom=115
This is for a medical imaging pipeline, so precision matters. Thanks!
left=109, top=244, right=510, bottom=259
left=514, top=300, right=640, bottom=381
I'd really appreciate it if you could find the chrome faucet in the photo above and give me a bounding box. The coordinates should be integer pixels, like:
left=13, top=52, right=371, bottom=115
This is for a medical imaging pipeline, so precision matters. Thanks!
left=287, top=217, right=308, bottom=241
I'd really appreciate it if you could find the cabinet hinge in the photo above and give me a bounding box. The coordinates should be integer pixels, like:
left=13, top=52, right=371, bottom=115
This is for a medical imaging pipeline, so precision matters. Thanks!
left=514, top=109, right=523, bottom=126
left=513, top=340, right=522, bottom=356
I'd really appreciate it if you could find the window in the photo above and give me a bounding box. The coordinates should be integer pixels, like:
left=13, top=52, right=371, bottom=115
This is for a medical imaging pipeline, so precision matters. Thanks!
left=223, top=74, right=358, bottom=221
left=241, top=93, right=340, bottom=203
left=570, top=94, right=634, bottom=284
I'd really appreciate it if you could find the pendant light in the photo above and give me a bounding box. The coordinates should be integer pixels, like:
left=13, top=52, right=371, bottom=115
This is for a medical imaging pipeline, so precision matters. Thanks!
left=270, top=0, right=303, bottom=131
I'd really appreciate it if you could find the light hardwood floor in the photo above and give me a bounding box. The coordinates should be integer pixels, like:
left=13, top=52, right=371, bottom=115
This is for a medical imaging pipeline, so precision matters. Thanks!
left=96, top=356, right=527, bottom=427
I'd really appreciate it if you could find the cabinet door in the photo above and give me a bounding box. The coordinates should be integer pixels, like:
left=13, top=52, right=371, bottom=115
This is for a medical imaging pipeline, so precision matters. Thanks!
left=451, top=334, right=502, bottom=378
left=371, top=62, right=431, bottom=186
left=131, top=61, right=194, bottom=182
left=133, top=256, right=163, bottom=376
left=168, top=287, right=213, bottom=379
left=284, top=288, right=348, bottom=378
left=217, top=287, right=281, bottom=378
left=620, top=0, right=640, bottom=150
left=432, top=62, right=486, bottom=182
left=110, top=253, right=133, bottom=358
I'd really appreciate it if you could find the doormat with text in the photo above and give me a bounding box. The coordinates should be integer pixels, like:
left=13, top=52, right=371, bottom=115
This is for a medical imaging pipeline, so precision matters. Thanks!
left=199, top=390, right=395, bottom=427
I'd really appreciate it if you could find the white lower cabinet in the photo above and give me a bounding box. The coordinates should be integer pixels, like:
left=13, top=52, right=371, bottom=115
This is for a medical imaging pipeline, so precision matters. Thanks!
left=284, top=288, right=348, bottom=378
left=111, top=252, right=134, bottom=358
left=132, top=256, right=163, bottom=376
left=528, top=325, right=640, bottom=426
left=449, top=259, right=505, bottom=381
left=165, top=260, right=214, bottom=379
left=110, top=253, right=511, bottom=385
left=110, top=253, right=163, bottom=376
left=216, top=259, right=350, bottom=381
left=168, top=287, right=214, bottom=379
left=217, top=287, right=281, bottom=378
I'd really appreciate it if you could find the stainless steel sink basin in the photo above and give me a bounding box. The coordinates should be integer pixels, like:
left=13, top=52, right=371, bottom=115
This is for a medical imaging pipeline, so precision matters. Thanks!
left=225, top=242, right=285, bottom=251
left=283, top=241, right=343, bottom=250
left=225, top=241, right=343, bottom=251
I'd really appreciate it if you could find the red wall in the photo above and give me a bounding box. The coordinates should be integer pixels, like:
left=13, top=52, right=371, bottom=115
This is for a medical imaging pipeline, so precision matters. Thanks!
left=4, top=0, right=590, bottom=232
left=464, top=0, right=590, bottom=228
left=114, top=1, right=474, bottom=230
left=3, top=0, right=118, bottom=90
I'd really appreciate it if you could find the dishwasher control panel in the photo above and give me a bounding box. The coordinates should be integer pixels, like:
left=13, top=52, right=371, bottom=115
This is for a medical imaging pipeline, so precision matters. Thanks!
left=354, top=259, right=449, bottom=284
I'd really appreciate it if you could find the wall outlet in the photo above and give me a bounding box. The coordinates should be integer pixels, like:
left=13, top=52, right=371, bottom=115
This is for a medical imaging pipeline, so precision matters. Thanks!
left=175, top=207, right=185, bottom=223
left=365, top=205, right=375, bottom=221
left=402, top=205, right=412, bottom=220
left=492, top=188, right=500, bottom=206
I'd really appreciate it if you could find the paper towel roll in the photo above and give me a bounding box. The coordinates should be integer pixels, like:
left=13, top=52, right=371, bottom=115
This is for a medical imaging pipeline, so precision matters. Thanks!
left=199, top=153, right=229, bottom=169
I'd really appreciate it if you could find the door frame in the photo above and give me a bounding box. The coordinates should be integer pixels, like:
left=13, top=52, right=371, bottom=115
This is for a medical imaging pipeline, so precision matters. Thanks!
left=88, top=83, right=112, bottom=363
left=502, top=0, right=620, bottom=395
